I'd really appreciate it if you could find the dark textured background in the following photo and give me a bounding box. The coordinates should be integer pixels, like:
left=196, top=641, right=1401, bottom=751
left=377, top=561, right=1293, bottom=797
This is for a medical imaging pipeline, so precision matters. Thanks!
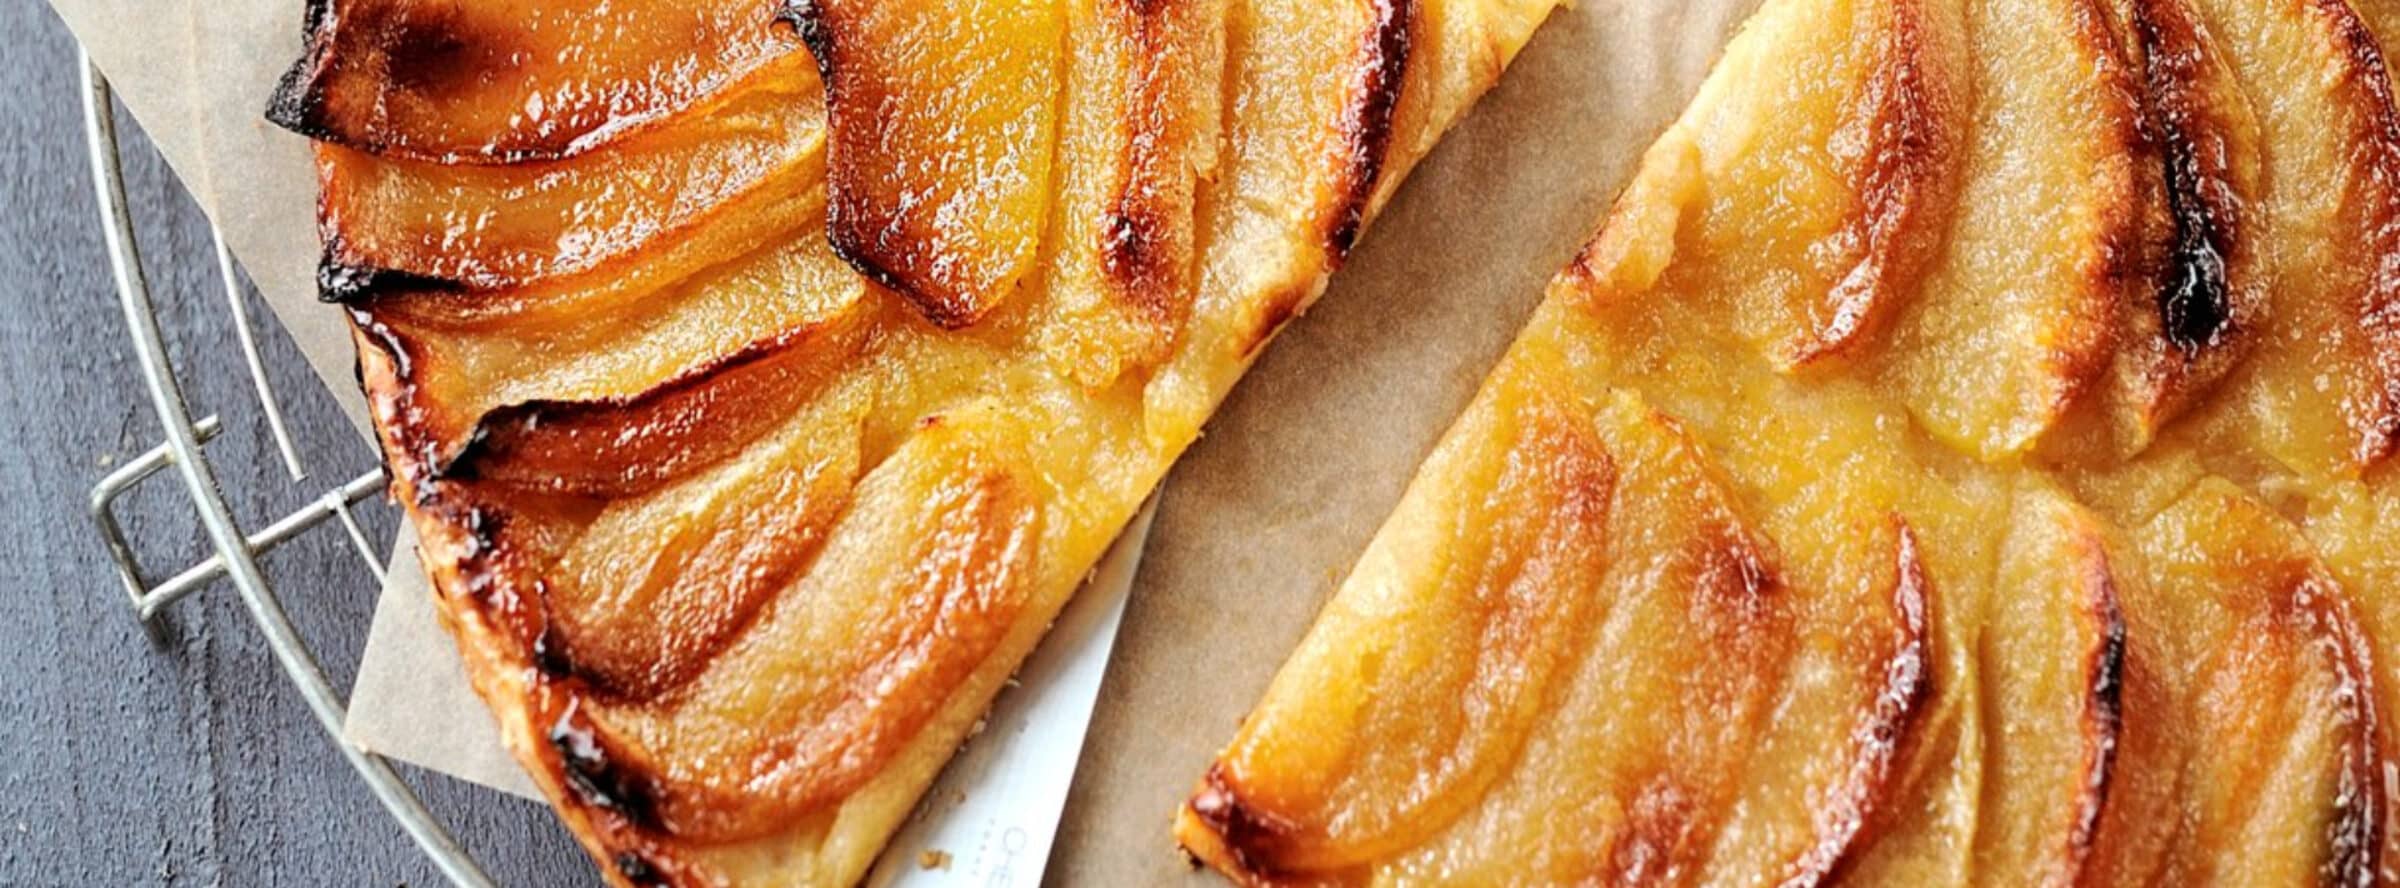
left=0, top=3, right=597, bottom=883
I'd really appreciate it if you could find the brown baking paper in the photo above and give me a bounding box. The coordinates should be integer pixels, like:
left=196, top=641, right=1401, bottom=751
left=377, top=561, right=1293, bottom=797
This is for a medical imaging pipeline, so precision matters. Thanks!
left=42, top=0, right=1761, bottom=878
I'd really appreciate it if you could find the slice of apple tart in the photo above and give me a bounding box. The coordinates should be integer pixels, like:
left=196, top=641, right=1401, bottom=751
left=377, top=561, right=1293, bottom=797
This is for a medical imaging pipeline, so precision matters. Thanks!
left=1180, top=0, right=2400, bottom=883
left=267, top=0, right=1560, bottom=884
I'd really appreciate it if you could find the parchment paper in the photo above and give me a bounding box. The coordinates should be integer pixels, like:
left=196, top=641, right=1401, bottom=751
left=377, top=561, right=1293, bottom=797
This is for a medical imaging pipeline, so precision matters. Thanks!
left=40, top=0, right=1760, bottom=879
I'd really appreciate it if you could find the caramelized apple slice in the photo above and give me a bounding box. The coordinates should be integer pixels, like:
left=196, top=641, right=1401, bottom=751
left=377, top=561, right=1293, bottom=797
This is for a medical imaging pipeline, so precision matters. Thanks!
left=572, top=404, right=1047, bottom=842
left=360, top=223, right=872, bottom=489
left=793, top=0, right=1066, bottom=327
left=442, top=306, right=871, bottom=498
left=317, top=72, right=827, bottom=291
left=268, top=0, right=803, bottom=162
left=346, top=174, right=832, bottom=333
left=1177, top=364, right=1929, bottom=883
left=1867, top=0, right=2139, bottom=459
left=2086, top=479, right=2384, bottom=884
left=1963, top=492, right=2123, bottom=882
left=2080, top=0, right=2266, bottom=452
left=1141, top=0, right=1484, bottom=440
left=2178, top=0, right=2400, bottom=473
left=1678, top=0, right=1966, bottom=368
left=1038, top=0, right=1225, bottom=387
left=1179, top=370, right=1621, bottom=877
left=542, top=402, right=866, bottom=700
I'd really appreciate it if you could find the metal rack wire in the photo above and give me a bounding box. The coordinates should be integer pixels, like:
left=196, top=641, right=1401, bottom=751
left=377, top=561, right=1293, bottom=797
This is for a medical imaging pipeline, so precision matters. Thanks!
left=77, top=54, right=497, bottom=888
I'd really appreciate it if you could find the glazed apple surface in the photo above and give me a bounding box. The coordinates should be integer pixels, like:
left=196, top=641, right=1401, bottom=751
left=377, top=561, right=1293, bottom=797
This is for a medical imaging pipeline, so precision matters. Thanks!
left=1179, top=0, right=2400, bottom=883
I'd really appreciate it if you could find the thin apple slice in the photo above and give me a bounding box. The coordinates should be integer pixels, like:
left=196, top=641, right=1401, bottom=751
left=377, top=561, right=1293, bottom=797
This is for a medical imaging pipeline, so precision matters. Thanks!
left=1177, top=366, right=1625, bottom=877
left=1140, top=0, right=1563, bottom=442
left=340, top=171, right=832, bottom=334
left=1037, top=0, right=1225, bottom=387
left=1865, top=0, right=2140, bottom=459
left=267, top=0, right=803, bottom=162
left=2085, top=478, right=2385, bottom=884
left=539, top=401, right=866, bottom=701
left=440, top=306, right=870, bottom=498
left=792, top=0, right=1067, bottom=327
left=1963, top=491, right=2123, bottom=883
left=2175, top=0, right=2400, bottom=475
left=316, top=71, right=826, bottom=291
left=2076, top=0, right=2266, bottom=454
left=356, top=220, right=872, bottom=489
left=1674, top=0, right=1967, bottom=369
left=1176, top=362, right=1930, bottom=883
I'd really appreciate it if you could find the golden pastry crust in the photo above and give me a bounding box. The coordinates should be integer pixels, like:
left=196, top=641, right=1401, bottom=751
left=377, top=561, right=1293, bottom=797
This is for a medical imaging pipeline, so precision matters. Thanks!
left=1181, top=0, right=2400, bottom=883
left=278, top=0, right=1561, bottom=884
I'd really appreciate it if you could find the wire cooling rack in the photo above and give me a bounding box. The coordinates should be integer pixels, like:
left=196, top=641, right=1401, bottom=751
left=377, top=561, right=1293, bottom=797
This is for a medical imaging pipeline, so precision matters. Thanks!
left=77, top=55, right=497, bottom=888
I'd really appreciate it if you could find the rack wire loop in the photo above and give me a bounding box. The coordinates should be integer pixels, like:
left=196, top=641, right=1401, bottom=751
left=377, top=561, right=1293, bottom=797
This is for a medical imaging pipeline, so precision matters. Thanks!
left=90, top=413, right=223, bottom=610
left=78, top=52, right=498, bottom=888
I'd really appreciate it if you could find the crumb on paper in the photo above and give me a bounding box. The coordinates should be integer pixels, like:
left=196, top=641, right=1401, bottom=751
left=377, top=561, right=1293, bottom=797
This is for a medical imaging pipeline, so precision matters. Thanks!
left=918, top=849, right=953, bottom=871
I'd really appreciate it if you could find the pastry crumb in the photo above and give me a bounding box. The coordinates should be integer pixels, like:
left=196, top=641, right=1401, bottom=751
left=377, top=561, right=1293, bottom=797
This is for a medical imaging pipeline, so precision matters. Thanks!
left=918, top=849, right=952, bottom=871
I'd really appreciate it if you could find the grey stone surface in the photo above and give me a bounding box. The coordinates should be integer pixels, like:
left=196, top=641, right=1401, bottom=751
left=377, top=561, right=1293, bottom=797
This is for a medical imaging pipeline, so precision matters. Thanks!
left=0, top=4, right=594, bottom=883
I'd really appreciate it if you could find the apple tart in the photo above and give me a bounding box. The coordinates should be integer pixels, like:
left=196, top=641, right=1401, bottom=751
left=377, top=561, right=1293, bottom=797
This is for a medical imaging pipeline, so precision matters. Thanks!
left=266, top=0, right=1560, bottom=884
left=1179, top=0, right=2400, bottom=883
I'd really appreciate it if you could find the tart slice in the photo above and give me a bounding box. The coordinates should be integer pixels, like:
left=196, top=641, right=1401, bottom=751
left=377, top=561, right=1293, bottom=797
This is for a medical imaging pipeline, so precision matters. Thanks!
left=271, top=0, right=1560, bottom=884
left=1180, top=0, right=2399, bottom=882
